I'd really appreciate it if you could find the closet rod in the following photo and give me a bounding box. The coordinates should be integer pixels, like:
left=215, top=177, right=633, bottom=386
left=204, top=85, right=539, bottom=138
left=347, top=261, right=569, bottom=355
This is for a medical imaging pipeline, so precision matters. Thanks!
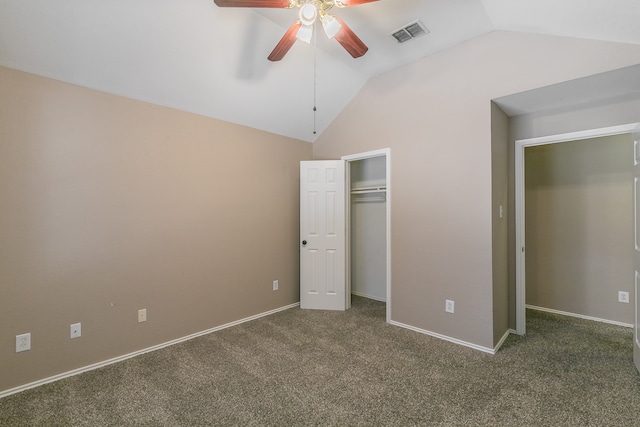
left=352, top=196, right=386, bottom=203
left=351, top=186, right=386, bottom=195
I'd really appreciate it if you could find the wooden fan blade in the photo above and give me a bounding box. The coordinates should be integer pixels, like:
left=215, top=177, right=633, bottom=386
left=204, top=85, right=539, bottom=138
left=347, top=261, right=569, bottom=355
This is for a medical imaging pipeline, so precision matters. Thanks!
left=268, top=21, right=303, bottom=61
left=334, top=17, right=368, bottom=58
left=335, top=0, right=379, bottom=6
left=214, top=0, right=291, bottom=7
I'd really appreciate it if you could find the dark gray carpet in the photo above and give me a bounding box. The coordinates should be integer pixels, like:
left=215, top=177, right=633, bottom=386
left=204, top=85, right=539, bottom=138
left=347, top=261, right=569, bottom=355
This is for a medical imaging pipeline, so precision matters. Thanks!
left=1, top=296, right=639, bottom=426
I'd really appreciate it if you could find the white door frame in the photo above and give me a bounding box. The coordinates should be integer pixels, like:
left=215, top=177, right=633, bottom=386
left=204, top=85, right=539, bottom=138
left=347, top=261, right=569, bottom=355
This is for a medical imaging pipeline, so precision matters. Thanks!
left=515, top=123, right=639, bottom=335
left=342, top=148, right=391, bottom=322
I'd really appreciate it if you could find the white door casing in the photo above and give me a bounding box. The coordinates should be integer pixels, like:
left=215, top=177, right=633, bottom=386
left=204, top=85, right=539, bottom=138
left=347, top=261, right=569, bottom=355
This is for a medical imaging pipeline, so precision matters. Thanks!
left=632, top=125, right=640, bottom=373
left=300, top=160, right=346, bottom=310
left=342, top=148, right=391, bottom=322
left=515, top=123, right=640, bottom=337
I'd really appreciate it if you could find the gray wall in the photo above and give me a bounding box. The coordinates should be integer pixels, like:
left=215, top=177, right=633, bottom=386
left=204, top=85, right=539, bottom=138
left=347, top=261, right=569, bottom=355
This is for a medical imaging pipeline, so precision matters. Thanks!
left=524, top=135, right=633, bottom=324
left=491, top=102, right=510, bottom=344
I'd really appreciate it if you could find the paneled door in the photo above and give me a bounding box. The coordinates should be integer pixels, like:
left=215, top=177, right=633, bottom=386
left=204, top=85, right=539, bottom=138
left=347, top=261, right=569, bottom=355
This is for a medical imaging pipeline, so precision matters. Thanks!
left=633, top=126, right=640, bottom=374
left=300, top=160, right=346, bottom=310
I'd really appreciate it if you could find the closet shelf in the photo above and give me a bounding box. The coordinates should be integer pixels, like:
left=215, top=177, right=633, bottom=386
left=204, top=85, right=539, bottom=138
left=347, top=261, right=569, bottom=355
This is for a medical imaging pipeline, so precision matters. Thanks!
left=351, top=186, right=387, bottom=195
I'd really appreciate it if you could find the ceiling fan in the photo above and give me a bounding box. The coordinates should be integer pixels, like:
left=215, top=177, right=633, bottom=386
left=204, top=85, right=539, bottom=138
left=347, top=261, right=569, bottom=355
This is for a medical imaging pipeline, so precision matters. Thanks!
left=214, top=0, right=378, bottom=61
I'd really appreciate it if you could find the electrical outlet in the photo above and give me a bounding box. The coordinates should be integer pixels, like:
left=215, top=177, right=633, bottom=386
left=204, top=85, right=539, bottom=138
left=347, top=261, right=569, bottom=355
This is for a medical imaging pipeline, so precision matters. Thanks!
left=70, top=323, right=81, bottom=339
left=618, top=291, right=630, bottom=303
left=273, top=280, right=279, bottom=291
left=445, top=299, right=455, bottom=314
left=16, top=333, right=31, bottom=352
left=138, top=309, right=147, bottom=323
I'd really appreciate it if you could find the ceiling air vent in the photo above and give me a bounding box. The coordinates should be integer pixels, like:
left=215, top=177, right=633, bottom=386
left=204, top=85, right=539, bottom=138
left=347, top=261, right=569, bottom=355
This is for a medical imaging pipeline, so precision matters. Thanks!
left=391, top=20, right=429, bottom=44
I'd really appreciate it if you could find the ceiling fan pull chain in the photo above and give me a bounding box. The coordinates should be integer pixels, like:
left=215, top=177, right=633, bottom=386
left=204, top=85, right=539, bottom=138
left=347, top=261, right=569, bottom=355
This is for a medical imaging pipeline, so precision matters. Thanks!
left=313, top=20, right=317, bottom=135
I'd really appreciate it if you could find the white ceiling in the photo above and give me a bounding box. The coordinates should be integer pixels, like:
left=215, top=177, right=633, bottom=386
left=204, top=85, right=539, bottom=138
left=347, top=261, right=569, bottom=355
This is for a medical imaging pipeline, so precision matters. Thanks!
left=1, top=0, right=639, bottom=142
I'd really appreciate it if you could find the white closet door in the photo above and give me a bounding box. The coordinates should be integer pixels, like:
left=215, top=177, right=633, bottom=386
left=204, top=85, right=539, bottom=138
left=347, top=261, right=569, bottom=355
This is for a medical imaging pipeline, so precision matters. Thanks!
left=300, top=160, right=346, bottom=310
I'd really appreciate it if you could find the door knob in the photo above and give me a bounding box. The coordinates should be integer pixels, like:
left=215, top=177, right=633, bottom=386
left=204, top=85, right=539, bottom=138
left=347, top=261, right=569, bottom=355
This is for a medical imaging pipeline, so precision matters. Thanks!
left=301, top=240, right=307, bottom=247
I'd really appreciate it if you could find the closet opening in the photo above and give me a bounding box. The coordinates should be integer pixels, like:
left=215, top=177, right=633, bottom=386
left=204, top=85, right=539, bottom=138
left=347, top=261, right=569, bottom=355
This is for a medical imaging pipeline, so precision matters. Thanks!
left=343, top=149, right=391, bottom=322
left=515, top=124, right=638, bottom=335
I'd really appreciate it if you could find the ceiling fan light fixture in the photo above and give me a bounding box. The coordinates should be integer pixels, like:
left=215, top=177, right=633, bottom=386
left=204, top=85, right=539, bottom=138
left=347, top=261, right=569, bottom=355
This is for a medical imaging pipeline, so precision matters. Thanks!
left=214, top=0, right=372, bottom=61
left=321, top=14, right=341, bottom=39
left=296, top=24, right=313, bottom=43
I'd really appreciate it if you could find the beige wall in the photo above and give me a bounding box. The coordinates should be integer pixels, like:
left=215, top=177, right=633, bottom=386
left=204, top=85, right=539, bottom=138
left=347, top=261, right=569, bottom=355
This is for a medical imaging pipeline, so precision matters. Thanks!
left=524, top=135, right=633, bottom=324
left=313, top=31, right=640, bottom=349
left=0, top=66, right=312, bottom=393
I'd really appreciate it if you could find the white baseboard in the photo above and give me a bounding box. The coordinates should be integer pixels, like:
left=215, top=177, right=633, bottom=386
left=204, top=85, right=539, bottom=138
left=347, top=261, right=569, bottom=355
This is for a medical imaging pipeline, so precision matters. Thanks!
left=351, top=291, right=386, bottom=302
left=0, top=302, right=300, bottom=399
left=526, top=305, right=633, bottom=328
left=493, top=329, right=512, bottom=353
left=388, top=320, right=496, bottom=354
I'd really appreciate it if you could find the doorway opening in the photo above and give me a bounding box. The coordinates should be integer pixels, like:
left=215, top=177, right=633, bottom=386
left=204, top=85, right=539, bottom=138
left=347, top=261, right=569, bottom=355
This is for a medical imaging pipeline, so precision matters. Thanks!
left=515, top=123, right=639, bottom=335
left=343, top=149, right=391, bottom=322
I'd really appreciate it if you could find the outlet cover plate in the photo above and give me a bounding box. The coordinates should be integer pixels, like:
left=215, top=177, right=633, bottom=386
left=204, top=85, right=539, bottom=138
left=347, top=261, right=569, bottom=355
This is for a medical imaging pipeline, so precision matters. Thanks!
left=445, top=299, right=455, bottom=314
left=273, top=280, right=279, bottom=291
left=138, top=308, right=147, bottom=322
left=16, top=333, right=31, bottom=352
left=618, top=291, right=630, bottom=303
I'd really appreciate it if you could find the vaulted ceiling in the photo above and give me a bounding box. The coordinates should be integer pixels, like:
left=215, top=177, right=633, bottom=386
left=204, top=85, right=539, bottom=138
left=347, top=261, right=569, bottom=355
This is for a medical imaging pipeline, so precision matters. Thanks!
left=1, top=0, right=639, bottom=142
